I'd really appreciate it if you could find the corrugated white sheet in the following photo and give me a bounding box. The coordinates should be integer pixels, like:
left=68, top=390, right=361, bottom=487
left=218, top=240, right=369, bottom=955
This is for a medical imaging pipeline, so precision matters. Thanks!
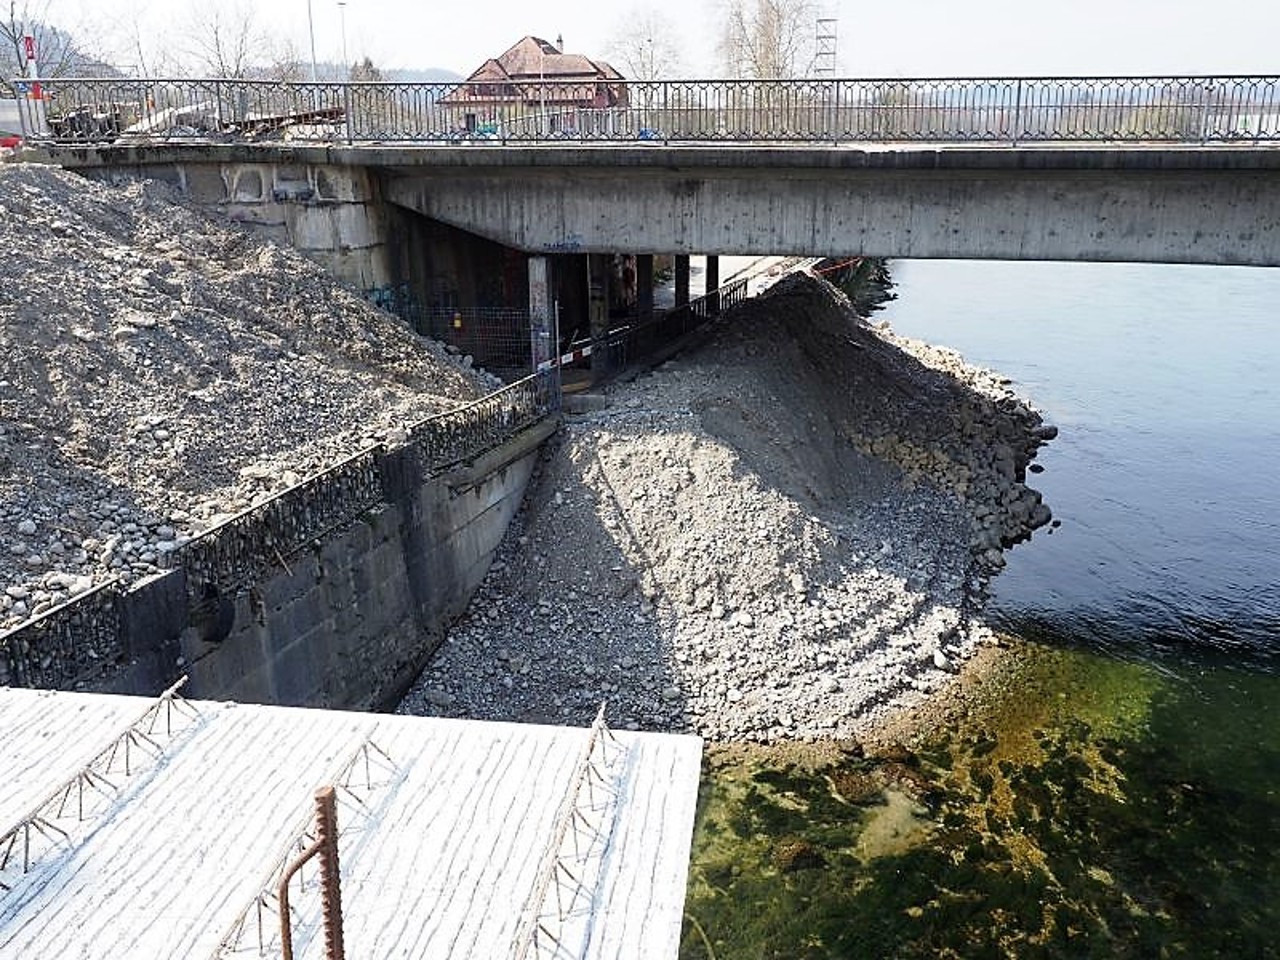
left=0, top=690, right=141, bottom=816
left=0, top=689, right=701, bottom=960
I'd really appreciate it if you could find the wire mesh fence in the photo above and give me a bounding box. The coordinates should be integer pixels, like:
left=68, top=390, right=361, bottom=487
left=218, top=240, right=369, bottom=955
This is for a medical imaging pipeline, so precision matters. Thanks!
left=411, top=307, right=534, bottom=380
left=0, top=580, right=123, bottom=689
left=8, top=75, right=1279, bottom=145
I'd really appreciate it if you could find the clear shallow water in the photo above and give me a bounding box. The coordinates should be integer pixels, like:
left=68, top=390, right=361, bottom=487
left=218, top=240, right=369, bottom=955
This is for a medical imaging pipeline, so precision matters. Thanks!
left=683, top=643, right=1280, bottom=959
left=681, top=260, right=1280, bottom=958
left=883, top=259, right=1280, bottom=667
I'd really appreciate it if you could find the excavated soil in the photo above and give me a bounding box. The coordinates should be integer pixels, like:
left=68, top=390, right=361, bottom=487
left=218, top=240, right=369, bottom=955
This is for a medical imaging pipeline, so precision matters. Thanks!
left=401, top=273, right=1055, bottom=742
left=0, top=164, right=496, bottom=627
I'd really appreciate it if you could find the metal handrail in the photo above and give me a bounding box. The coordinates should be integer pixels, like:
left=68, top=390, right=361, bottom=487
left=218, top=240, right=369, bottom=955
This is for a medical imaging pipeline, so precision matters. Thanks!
left=8, top=75, right=1279, bottom=145
left=543, top=274, right=751, bottom=377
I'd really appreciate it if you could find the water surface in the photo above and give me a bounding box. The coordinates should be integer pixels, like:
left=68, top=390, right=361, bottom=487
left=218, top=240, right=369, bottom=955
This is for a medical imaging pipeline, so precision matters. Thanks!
left=884, top=259, right=1280, bottom=666
left=681, top=260, right=1280, bottom=958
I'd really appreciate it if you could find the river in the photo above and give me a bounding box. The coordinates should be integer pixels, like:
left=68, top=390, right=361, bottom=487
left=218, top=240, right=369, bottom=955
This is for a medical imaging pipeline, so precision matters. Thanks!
left=887, top=259, right=1280, bottom=668
left=681, top=259, right=1280, bottom=958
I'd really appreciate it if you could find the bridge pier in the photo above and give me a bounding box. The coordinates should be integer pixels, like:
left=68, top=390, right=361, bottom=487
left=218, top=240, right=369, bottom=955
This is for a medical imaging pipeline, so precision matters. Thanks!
left=675, top=255, right=690, bottom=309
left=528, top=255, right=552, bottom=371
left=705, top=256, right=720, bottom=315
left=638, top=255, right=654, bottom=325
left=588, top=253, right=612, bottom=379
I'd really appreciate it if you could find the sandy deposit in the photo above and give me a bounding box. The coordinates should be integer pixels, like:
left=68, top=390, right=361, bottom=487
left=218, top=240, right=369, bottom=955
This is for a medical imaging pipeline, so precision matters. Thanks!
left=401, top=273, right=1055, bottom=742
left=0, top=164, right=496, bottom=628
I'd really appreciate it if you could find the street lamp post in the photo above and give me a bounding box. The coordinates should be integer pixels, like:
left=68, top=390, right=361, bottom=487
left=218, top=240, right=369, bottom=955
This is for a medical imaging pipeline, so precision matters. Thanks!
left=338, top=2, right=348, bottom=73
left=306, top=0, right=318, bottom=82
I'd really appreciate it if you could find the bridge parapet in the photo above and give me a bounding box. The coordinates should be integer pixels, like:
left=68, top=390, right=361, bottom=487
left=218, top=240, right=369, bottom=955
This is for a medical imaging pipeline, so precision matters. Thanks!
left=8, top=75, right=1280, bottom=147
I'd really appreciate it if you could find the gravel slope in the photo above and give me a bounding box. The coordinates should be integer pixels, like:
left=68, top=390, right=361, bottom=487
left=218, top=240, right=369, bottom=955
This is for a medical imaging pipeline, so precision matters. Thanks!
left=401, top=273, right=1054, bottom=742
left=0, top=164, right=496, bottom=627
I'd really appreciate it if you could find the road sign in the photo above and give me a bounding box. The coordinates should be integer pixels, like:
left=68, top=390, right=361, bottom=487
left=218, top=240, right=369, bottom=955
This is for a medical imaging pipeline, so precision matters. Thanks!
left=23, top=35, right=35, bottom=61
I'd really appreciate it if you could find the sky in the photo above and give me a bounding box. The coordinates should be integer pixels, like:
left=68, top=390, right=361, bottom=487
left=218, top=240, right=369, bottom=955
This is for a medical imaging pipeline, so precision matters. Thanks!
left=32, top=0, right=1280, bottom=79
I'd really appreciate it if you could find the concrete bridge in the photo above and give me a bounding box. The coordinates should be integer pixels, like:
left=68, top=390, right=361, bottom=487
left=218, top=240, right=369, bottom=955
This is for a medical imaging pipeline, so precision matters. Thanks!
left=385, top=142, right=1280, bottom=267
left=18, top=73, right=1280, bottom=267
left=35, top=139, right=1280, bottom=268
left=21, top=74, right=1280, bottom=375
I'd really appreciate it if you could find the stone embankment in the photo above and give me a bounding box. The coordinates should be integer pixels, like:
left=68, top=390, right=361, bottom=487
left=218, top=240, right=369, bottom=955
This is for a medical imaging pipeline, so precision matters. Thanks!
left=401, top=272, right=1055, bottom=742
left=0, top=165, right=496, bottom=629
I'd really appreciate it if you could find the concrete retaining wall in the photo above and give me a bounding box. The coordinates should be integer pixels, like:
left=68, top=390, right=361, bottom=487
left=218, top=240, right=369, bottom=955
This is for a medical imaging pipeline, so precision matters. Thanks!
left=93, top=421, right=552, bottom=711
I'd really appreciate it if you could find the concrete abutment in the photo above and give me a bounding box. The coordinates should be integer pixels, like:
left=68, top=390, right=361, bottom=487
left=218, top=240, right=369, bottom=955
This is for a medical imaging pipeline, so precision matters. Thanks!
left=86, top=421, right=555, bottom=711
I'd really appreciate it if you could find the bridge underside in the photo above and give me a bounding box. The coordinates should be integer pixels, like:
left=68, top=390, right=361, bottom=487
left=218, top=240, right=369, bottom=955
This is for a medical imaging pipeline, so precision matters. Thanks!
left=379, top=146, right=1280, bottom=266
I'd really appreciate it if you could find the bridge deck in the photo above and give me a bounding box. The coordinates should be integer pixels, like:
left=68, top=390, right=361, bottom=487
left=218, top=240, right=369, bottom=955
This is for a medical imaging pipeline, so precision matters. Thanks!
left=42, top=139, right=1280, bottom=266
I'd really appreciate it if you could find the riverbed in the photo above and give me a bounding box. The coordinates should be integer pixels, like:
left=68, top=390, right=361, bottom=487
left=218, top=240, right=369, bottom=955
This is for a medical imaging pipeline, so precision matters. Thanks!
left=681, top=259, right=1280, bottom=958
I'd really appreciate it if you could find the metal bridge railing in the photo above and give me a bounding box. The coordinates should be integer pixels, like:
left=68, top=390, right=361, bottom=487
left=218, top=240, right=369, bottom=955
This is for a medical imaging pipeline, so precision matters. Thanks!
left=6, top=75, right=1279, bottom=145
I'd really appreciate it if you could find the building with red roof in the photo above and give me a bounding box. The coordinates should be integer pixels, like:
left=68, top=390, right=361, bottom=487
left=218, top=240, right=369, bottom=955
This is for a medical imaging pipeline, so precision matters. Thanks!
left=442, top=36, right=627, bottom=135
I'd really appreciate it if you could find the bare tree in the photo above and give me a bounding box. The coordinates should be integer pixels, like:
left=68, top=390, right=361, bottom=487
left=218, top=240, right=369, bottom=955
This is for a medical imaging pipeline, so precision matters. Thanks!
left=719, top=0, right=816, bottom=79
left=263, top=38, right=311, bottom=83
left=183, top=1, right=268, bottom=78
left=606, top=8, right=686, bottom=81
left=349, top=56, right=382, bottom=82
left=2, top=1, right=102, bottom=77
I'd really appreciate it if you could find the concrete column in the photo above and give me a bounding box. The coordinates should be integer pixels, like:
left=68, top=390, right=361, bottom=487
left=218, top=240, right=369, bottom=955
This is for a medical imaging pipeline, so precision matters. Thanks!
left=588, top=253, right=611, bottom=378
left=674, top=255, right=690, bottom=308
left=637, top=254, right=654, bottom=324
left=704, top=255, right=720, bottom=315
left=528, top=255, right=551, bottom=372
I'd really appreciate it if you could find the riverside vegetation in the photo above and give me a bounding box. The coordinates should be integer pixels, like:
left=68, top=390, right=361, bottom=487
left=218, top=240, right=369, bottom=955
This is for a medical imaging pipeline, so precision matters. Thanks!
left=681, top=636, right=1280, bottom=958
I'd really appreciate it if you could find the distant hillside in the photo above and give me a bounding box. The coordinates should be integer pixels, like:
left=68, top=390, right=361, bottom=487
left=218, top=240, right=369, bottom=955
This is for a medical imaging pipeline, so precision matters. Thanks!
left=296, top=62, right=460, bottom=83
left=385, top=67, right=462, bottom=83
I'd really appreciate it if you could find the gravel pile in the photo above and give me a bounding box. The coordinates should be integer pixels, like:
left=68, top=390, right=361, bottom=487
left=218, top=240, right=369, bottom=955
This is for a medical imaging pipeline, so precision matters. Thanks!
left=400, top=272, right=1055, bottom=742
left=0, top=164, right=497, bottom=628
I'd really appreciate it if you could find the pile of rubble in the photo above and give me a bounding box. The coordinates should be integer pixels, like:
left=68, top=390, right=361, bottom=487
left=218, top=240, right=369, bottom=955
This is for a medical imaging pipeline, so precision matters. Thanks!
left=0, top=164, right=496, bottom=628
left=401, top=272, right=1054, bottom=742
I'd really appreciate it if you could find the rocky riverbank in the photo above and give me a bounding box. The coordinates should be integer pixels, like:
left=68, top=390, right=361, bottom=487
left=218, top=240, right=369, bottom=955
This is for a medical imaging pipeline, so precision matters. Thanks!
left=399, top=271, right=1055, bottom=742
left=0, top=165, right=497, bottom=629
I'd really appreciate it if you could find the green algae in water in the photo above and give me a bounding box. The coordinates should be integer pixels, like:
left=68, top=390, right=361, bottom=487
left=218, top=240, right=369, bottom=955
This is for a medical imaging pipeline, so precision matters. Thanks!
left=681, top=642, right=1280, bottom=958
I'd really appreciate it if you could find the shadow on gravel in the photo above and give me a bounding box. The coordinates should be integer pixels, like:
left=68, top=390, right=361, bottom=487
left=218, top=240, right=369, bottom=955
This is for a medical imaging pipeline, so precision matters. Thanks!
left=398, top=443, right=691, bottom=733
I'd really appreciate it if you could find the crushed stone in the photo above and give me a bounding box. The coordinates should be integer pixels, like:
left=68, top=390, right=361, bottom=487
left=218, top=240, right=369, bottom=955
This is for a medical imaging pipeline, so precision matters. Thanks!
left=0, top=164, right=497, bottom=627
left=400, top=272, right=1054, bottom=742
